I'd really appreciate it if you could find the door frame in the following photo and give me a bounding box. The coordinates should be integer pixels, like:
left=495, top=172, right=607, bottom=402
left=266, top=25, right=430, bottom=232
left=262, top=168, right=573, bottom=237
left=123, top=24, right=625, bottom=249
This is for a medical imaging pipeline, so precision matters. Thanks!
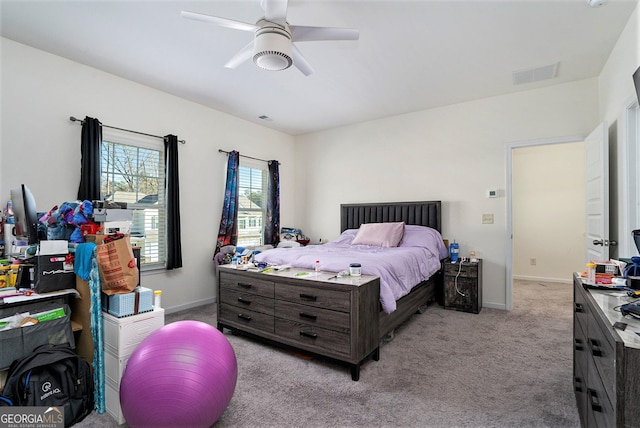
left=619, top=95, right=640, bottom=257
left=505, top=135, right=585, bottom=311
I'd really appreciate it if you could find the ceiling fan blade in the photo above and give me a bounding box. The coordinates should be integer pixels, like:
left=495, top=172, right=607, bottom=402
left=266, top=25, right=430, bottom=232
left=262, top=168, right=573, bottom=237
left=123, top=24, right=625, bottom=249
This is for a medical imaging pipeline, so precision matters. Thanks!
left=262, top=0, right=288, bottom=26
left=181, top=11, right=257, bottom=32
left=290, top=25, right=359, bottom=42
left=291, top=44, right=314, bottom=76
left=224, top=41, right=255, bottom=69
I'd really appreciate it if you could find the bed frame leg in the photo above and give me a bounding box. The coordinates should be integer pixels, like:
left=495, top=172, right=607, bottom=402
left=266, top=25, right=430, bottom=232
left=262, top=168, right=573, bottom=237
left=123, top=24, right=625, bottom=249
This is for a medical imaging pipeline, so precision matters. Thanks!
left=373, top=347, right=380, bottom=361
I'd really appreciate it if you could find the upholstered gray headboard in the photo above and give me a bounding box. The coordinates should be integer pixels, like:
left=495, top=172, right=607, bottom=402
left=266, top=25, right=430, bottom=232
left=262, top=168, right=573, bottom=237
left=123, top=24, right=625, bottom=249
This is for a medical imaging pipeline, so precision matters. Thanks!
left=340, top=201, right=441, bottom=233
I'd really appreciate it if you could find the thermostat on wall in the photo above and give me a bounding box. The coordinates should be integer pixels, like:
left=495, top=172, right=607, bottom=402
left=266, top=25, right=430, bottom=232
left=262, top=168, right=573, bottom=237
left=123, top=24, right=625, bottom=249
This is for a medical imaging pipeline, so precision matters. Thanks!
left=487, top=189, right=499, bottom=198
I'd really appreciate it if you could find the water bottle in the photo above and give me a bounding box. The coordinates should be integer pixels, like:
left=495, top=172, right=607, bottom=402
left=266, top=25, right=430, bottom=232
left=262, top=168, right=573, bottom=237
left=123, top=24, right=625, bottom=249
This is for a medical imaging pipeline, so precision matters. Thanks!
left=449, top=240, right=459, bottom=263
left=586, top=263, right=596, bottom=284
left=154, top=290, right=162, bottom=309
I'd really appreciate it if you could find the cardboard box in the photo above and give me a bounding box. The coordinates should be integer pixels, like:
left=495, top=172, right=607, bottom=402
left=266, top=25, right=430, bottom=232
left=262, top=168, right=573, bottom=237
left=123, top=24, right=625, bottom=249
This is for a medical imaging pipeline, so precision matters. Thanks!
left=592, top=260, right=623, bottom=276
left=85, top=234, right=106, bottom=245
left=101, top=286, right=153, bottom=317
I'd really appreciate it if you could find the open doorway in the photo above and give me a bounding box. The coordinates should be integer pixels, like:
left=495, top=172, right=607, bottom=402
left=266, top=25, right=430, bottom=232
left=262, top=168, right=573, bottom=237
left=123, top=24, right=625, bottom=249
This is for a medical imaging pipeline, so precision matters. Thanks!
left=505, top=137, right=586, bottom=310
left=512, top=142, right=586, bottom=282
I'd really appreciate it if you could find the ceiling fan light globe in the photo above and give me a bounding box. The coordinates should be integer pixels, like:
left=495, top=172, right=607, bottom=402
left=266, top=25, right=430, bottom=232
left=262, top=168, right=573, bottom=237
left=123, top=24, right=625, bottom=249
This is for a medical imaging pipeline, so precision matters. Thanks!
left=254, top=53, right=291, bottom=71
left=252, top=29, right=293, bottom=71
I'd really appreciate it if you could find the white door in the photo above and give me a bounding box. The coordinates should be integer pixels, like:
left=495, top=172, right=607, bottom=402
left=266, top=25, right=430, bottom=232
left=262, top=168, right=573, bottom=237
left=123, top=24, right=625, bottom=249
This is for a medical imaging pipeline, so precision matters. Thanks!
left=585, top=122, right=609, bottom=262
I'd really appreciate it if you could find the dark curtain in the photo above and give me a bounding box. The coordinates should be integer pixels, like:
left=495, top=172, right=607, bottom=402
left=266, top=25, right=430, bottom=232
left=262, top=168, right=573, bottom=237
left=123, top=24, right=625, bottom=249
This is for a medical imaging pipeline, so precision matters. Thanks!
left=215, top=150, right=240, bottom=254
left=264, top=160, right=280, bottom=246
left=164, top=135, right=183, bottom=270
left=77, top=116, right=102, bottom=201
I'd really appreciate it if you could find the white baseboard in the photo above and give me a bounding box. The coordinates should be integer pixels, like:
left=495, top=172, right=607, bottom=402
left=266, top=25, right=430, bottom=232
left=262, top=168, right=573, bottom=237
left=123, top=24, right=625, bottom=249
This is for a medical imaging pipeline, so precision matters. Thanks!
left=481, top=302, right=506, bottom=310
left=513, top=275, right=572, bottom=284
left=164, top=296, right=216, bottom=315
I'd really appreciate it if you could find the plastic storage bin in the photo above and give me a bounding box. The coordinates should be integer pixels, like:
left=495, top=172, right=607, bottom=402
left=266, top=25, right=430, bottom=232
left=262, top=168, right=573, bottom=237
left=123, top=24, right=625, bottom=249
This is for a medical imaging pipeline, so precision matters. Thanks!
left=102, top=308, right=165, bottom=357
left=102, top=308, right=164, bottom=424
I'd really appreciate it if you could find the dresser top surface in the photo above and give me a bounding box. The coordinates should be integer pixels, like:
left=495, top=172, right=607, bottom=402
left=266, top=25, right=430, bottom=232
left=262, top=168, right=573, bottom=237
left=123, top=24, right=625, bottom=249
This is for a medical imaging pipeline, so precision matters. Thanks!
left=577, top=275, right=640, bottom=349
left=219, top=265, right=378, bottom=287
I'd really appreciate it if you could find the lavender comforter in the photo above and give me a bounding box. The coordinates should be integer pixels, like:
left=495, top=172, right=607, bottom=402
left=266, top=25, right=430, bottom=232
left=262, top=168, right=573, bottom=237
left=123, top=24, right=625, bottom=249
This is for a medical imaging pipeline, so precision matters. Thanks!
left=254, top=226, right=448, bottom=313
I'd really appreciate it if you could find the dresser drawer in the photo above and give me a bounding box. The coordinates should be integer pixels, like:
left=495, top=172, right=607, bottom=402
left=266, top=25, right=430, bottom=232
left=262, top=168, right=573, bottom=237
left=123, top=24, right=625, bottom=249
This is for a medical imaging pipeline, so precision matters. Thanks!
left=275, top=284, right=350, bottom=312
left=219, top=303, right=274, bottom=334
left=219, top=271, right=275, bottom=298
left=444, top=262, right=478, bottom=278
left=275, top=318, right=350, bottom=356
left=275, top=300, right=350, bottom=333
left=220, top=287, right=274, bottom=316
left=587, top=312, right=616, bottom=403
left=574, top=285, right=590, bottom=336
left=573, top=313, right=589, bottom=386
left=586, top=355, right=615, bottom=428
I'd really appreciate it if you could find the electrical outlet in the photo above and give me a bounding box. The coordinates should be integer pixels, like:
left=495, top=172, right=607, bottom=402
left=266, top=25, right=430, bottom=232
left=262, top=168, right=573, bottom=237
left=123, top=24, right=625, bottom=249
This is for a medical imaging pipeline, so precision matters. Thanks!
left=482, top=213, right=494, bottom=224
left=530, top=258, right=537, bottom=266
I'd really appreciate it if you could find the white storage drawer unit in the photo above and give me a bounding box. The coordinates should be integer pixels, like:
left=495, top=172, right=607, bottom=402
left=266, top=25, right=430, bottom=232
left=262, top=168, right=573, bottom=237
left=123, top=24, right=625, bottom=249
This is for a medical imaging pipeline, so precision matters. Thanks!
left=103, top=308, right=165, bottom=356
left=103, top=308, right=165, bottom=424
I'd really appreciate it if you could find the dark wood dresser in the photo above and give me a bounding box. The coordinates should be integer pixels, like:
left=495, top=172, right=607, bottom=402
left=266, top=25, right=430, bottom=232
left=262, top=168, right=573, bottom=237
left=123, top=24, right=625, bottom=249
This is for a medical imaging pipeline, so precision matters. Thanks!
left=572, top=273, right=640, bottom=427
left=443, top=259, right=482, bottom=314
left=217, top=266, right=380, bottom=381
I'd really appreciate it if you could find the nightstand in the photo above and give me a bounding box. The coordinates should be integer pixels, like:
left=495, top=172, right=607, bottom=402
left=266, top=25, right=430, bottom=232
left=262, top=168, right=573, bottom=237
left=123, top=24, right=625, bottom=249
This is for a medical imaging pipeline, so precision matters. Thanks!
left=443, top=259, right=482, bottom=314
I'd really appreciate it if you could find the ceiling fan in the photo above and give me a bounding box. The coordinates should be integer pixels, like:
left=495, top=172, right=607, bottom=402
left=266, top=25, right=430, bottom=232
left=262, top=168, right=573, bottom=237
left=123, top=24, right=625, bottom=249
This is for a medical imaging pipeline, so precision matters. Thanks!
left=181, top=0, right=359, bottom=76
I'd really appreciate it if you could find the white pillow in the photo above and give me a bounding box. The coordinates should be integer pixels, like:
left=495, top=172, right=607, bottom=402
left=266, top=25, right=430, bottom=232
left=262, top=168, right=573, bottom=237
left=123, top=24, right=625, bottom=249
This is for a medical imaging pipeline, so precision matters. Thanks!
left=351, top=222, right=405, bottom=247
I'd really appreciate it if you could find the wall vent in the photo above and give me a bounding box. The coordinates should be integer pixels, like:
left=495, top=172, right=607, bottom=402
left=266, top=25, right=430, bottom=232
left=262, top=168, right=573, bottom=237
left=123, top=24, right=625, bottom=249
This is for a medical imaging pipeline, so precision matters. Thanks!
left=512, top=62, right=559, bottom=85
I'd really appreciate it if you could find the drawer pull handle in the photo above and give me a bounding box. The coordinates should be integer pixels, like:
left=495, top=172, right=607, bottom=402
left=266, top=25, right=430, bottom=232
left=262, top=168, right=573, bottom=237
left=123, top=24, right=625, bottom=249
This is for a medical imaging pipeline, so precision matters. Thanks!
left=237, top=297, right=252, bottom=305
left=573, top=377, right=583, bottom=393
left=587, top=389, right=602, bottom=413
left=300, top=293, right=317, bottom=301
left=574, top=338, right=584, bottom=351
left=589, top=338, right=602, bottom=357
left=300, top=331, right=318, bottom=339
left=237, top=313, right=252, bottom=321
left=238, top=282, right=252, bottom=289
left=575, top=303, right=584, bottom=313
left=299, top=312, right=317, bottom=321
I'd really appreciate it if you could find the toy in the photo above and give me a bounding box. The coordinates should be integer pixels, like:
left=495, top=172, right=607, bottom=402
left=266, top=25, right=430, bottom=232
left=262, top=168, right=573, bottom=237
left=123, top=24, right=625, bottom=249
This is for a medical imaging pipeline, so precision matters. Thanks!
left=119, top=321, right=237, bottom=427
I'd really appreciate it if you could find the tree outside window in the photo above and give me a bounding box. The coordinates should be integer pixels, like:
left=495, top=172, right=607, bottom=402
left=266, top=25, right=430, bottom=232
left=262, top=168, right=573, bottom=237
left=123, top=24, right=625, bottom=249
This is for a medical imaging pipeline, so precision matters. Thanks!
left=101, top=138, right=166, bottom=268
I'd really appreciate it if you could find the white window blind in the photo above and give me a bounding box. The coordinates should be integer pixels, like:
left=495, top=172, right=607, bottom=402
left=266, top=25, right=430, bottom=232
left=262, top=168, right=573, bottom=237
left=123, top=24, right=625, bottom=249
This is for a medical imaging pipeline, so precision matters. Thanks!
left=237, top=163, right=267, bottom=247
left=101, top=132, right=166, bottom=268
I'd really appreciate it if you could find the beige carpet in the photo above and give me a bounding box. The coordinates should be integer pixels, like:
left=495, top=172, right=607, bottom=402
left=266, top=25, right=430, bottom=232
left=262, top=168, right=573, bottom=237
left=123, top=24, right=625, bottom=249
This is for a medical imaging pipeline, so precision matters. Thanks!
left=77, top=279, right=580, bottom=428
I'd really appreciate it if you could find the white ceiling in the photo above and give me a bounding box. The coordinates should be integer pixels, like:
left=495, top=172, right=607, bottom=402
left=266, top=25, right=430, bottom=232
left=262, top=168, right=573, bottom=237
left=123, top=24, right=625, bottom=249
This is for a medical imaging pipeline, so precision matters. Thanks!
left=1, top=0, right=637, bottom=135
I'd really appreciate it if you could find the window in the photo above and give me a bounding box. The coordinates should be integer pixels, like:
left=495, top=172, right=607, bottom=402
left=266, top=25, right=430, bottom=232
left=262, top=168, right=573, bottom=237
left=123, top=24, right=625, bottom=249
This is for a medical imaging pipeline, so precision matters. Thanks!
left=101, top=132, right=165, bottom=269
left=237, top=163, right=267, bottom=247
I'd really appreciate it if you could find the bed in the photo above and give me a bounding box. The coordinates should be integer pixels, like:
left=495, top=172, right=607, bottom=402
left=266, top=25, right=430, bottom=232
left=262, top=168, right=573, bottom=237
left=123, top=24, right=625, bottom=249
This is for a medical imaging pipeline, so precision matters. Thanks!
left=255, top=200, right=447, bottom=341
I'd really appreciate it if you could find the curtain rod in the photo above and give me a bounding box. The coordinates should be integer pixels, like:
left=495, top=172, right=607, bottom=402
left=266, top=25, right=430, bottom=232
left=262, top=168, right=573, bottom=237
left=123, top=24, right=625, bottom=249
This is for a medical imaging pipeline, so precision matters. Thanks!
left=69, top=116, right=186, bottom=144
left=218, top=149, right=279, bottom=165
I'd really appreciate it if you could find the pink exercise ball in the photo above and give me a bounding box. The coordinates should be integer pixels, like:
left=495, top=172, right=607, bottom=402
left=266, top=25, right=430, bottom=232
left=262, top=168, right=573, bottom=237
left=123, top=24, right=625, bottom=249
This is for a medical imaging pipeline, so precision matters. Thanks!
left=119, top=320, right=237, bottom=427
